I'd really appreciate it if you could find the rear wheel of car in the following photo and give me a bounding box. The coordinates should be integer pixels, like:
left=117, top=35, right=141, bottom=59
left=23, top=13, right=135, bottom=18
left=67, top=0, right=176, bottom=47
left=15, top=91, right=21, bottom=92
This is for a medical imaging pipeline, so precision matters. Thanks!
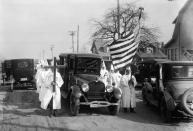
left=182, top=88, right=193, bottom=116
left=160, top=98, right=172, bottom=122
left=70, top=94, right=80, bottom=116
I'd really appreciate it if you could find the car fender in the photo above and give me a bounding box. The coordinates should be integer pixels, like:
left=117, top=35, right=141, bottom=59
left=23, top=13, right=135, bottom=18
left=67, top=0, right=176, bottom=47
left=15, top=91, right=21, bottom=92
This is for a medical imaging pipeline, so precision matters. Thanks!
left=163, top=91, right=176, bottom=111
left=113, top=87, right=122, bottom=100
left=71, top=85, right=82, bottom=99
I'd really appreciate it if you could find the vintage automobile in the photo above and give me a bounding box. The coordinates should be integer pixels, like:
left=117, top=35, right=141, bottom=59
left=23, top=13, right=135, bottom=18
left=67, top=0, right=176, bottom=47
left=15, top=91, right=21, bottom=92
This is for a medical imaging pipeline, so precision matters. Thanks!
left=139, top=59, right=193, bottom=121
left=3, top=59, right=36, bottom=90
left=59, top=53, right=122, bottom=116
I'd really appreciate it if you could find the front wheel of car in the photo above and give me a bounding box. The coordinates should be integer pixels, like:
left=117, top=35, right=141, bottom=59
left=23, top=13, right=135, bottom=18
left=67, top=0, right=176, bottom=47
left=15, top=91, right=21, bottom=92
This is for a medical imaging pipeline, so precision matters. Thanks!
left=108, top=105, right=120, bottom=115
left=160, top=98, right=172, bottom=122
left=182, top=87, right=193, bottom=116
left=70, top=94, right=80, bottom=116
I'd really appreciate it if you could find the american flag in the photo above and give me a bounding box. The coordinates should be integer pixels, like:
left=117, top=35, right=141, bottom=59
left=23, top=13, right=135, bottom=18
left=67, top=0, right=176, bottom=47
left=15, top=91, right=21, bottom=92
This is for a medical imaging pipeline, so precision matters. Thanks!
left=109, top=32, right=138, bottom=70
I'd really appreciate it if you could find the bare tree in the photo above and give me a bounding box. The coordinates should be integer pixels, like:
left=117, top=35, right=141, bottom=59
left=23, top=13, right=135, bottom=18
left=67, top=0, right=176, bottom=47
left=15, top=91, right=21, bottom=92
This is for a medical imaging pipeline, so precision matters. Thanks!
left=91, top=3, right=160, bottom=48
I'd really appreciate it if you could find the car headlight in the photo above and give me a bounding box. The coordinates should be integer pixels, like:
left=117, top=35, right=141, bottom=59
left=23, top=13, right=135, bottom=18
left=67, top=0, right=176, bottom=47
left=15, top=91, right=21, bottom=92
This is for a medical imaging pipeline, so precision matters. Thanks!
left=81, top=83, right=89, bottom=92
left=106, top=85, right=113, bottom=93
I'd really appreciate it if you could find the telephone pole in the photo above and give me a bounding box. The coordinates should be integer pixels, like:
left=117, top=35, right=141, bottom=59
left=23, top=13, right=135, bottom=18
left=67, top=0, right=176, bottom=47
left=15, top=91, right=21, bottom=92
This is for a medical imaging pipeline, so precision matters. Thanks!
left=50, top=44, right=54, bottom=60
left=69, top=31, right=76, bottom=52
left=77, top=25, right=79, bottom=53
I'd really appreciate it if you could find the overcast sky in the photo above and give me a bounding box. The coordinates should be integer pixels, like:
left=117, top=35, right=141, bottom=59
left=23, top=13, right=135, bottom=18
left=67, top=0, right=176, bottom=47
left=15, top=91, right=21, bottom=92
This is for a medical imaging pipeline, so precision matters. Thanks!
left=0, top=0, right=187, bottom=59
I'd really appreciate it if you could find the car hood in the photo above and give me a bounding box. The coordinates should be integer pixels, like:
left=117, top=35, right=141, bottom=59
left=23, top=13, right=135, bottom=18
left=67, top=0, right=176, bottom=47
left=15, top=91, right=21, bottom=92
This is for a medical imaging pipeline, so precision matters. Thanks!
left=74, top=74, right=99, bottom=83
left=166, top=80, right=193, bottom=100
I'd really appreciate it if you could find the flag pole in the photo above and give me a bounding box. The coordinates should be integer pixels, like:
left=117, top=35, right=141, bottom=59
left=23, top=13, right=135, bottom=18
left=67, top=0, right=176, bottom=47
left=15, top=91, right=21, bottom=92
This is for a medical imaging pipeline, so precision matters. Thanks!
left=135, top=7, right=144, bottom=39
left=117, top=0, right=120, bottom=39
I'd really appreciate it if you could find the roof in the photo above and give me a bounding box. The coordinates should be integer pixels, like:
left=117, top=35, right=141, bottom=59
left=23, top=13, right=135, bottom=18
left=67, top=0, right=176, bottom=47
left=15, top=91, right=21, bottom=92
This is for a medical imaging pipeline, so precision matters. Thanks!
left=137, top=50, right=167, bottom=59
left=59, top=53, right=102, bottom=59
left=160, top=61, right=193, bottom=65
left=139, top=58, right=170, bottom=64
left=139, top=59, right=193, bottom=65
left=165, top=0, right=192, bottom=48
left=91, top=39, right=108, bottom=51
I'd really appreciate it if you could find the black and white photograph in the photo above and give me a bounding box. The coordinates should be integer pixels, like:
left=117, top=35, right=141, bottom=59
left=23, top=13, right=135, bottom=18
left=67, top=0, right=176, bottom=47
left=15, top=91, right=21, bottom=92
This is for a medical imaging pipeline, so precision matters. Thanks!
left=1, top=0, right=193, bottom=131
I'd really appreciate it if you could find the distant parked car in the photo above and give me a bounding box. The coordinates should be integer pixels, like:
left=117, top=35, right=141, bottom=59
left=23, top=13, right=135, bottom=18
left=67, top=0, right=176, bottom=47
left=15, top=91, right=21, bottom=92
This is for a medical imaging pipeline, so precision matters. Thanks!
left=3, top=59, right=36, bottom=90
left=58, top=53, right=122, bottom=116
left=139, top=59, right=193, bottom=122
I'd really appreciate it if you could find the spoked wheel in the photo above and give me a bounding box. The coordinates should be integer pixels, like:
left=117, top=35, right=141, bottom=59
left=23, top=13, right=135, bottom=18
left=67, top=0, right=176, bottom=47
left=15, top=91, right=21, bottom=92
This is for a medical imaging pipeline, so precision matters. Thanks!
left=160, top=98, right=172, bottom=122
left=70, top=94, right=80, bottom=116
left=182, top=88, right=193, bottom=116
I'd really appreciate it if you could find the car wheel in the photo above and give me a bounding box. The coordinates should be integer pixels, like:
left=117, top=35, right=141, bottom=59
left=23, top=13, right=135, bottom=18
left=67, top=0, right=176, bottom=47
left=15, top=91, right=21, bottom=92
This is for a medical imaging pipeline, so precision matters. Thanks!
left=160, top=98, right=172, bottom=122
left=70, top=94, right=80, bottom=116
left=182, top=88, right=193, bottom=116
left=108, top=104, right=120, bottom=115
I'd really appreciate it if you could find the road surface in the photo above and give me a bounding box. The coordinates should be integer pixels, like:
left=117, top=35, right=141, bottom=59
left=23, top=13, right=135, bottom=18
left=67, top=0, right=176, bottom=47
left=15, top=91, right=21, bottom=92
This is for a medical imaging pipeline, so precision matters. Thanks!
left=0, top=88, right=193, bottom=131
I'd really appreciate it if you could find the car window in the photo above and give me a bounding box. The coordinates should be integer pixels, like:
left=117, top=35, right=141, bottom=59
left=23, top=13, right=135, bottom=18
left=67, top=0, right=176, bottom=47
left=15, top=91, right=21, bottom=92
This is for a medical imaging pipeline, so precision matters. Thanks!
left=76, top=58, right=101, bottom=74
left=17, top=61, right=29, bottom=68
left=167, top=65, right=193, bottom=79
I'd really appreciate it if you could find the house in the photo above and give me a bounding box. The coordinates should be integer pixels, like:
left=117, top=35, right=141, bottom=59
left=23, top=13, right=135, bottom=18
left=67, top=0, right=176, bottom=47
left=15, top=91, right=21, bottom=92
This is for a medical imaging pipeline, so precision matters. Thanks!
left=164, top=0, right=193, bottom=61
left=90, top=39, right=111, bottom=70
left=136, top=42, right=167, bottom=62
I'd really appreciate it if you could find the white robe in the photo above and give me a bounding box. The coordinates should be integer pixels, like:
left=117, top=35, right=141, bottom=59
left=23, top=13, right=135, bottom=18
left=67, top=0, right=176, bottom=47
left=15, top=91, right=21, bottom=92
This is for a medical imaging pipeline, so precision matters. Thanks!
left=99, top=69, right=109, bottom=86
left=35, top=68, right=45, bottom=94
left=110, top=72, right=122, bottom=88
left=40, top=69, right=64, bottom=110
left=120, top=75, right=137, bottom=108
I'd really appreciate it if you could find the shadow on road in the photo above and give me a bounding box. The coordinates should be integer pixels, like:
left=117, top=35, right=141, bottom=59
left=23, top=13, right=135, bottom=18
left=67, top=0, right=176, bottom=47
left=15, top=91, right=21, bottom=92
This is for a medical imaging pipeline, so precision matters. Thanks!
left=1, top=122, right=77, bottom=131
left=117, top=90, right=193, bottom=126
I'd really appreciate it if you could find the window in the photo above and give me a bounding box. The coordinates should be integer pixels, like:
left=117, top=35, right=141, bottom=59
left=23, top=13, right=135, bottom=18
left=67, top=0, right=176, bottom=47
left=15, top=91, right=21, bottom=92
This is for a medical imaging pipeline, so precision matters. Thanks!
left=174, top=48, right=177, bottom=60
left=168, top=49, right=171, bottom=59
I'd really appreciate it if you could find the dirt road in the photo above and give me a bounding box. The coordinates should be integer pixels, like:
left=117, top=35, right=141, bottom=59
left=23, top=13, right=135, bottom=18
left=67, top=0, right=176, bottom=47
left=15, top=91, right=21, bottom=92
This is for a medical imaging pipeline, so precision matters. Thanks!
left=0, top=89, right=193, bottom=131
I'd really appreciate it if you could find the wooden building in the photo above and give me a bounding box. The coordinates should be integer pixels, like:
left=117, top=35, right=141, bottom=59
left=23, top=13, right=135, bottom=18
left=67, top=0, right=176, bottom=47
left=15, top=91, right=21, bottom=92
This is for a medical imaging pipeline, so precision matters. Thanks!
left=164, top=0, right=193, bottom=61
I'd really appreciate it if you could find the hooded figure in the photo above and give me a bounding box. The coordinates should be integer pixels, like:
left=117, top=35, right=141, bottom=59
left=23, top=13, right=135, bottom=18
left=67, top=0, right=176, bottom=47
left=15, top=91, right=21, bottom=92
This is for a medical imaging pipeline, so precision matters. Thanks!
left=38, top=61, right=64, bottom=117
left=40, top=68, right=63, bottom=109
left=108, top=64, right=122, bottom=88
left=99, top=61, right=109, bottom=86
left=120, top=66, right=137, bottom=113
left=35, top=60, right=48, bottom=101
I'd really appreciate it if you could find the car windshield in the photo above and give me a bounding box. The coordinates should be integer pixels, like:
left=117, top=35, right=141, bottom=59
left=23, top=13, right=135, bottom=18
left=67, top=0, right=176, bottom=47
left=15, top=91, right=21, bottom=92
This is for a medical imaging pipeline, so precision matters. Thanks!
left=76, top=57, right=101, bottom=75
left=17, top=61, right=29, bottom=68
left=165, top=65, right=193, bottom=79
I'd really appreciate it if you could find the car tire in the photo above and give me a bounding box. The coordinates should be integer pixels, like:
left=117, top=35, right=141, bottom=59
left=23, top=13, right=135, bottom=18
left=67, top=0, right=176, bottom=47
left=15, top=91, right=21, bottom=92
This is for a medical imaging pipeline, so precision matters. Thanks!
left=160, top=97, right=172, bottom=122
left=182, top=88, right=193, bottom=116
left=108, top=105, right=120, bottom=115
left=70, top=94, right=80, bottom=116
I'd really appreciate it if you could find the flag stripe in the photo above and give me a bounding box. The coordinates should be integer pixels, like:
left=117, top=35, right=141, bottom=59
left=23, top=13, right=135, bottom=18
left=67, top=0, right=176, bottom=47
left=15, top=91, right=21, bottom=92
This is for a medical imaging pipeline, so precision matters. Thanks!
left=109, top=31, right=138, bottom=70
left=110, top=39, right=135, bottom=54
left=113, top=48, right=138, bottom=69
left=109, top=34, right=134, bottom=49
left=114, top=59, right=132, bottom=69
left=111, top=42, right=138, bottom=58
left=112, top=47, right=138, bottom=64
